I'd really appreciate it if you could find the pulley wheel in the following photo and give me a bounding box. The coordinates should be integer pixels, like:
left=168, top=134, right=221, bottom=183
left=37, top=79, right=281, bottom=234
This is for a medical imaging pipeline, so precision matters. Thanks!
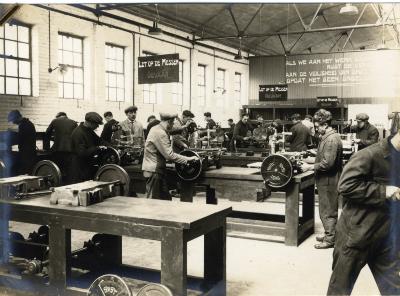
left=137, top=284, right=173, bottom=296
left=94, top=164, right=130, bottom=196
left=32, top=160, right=62, bottom=187
left=98, top=147, right=121, bottom=166
left=88, top=274, right=132, bottom=296
left=260, top=154, right=293, bottom=188
left=175, top=150, right=202, bottom=181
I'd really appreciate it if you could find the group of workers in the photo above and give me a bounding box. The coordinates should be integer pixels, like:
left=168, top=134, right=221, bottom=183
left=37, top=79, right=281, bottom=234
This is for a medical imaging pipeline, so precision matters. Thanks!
left=3, top=105, right=400, bottom=295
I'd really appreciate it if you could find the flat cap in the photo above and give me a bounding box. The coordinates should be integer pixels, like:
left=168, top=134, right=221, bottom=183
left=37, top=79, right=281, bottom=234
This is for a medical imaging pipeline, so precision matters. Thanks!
left=8, top=110, right=22, bottom=122
left=356, top=113, right=369, bottom=121
left=124, top=105, right=138, bottom=114
left=85, top=112, right=103, bottom=125
left=182, top=110, right=195, bottom=118
left=160, top=112, right=178, bottom=121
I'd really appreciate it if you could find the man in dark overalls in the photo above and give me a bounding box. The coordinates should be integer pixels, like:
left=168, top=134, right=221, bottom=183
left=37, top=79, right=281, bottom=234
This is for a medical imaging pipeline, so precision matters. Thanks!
left=327, top=124, right=400, bottom=295
left=301, top=109, right=343, bottom=249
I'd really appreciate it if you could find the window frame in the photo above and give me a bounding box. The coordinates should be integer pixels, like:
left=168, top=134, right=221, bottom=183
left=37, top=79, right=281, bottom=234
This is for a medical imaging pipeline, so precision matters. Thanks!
left=216, top=67, right=226, bottom=92
left=0, top=20, right=33, bottom=96
left=57, top=32, right=84, bottom=100
left=197, top=63, right=206, bottom=106
left=142, top=51, right=159, bottom=104
left=234, top=72, right=242, bottom=103
left=105, top=43, right=125, bottom=102
left=171, top=60, right=183, bottom=105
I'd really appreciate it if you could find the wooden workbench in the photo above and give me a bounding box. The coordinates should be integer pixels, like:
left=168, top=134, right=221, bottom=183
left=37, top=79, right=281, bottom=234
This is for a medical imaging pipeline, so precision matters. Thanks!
left=181, top=169, right=315, bottom=246
left=0, top=196, right=232, bottom=296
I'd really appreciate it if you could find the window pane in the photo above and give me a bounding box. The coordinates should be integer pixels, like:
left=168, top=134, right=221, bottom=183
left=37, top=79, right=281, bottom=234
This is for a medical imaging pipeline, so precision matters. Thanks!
left=19, top=61, right=30, bottom=78
left=63, top=51, right=73, bottom=65
left=117, top=88, right=124, bottom=101
left=108, top=46, right=115, bottom=59
left=19, top=78, right=30, bottom=95
left=58, top=72, right=63, bottom=83
left=6, top=59, right=17, bottom=76
left=74, top=68, right=83, bottom=83
left=0, top=42, right=3, bottom=54
left=63, top=68, right=73, bottom=83
left=64, top=83, right=73, bottom=98
left=116, top=74, right=124, bottom=88
left=18, top=26, right=29, bottom=43
left=108, top=59, right=115, bottom=72
left=74, top=84, right=83, bottom=99
left=109, top=73, right=116, bottom=87
left=5, top=40, right=17, bottom=56
left=0, top=58, right=4, bottom=75
left=63, top=35, right=72, bottom=51
left=115, top=61, right=123, bottom=73
left=105, top=73, right=109, bottom=86
left=115, top=48, right=123, bottom=60
left=18, top=43, right=29, bottom=59
left=109, top=87, right=116, bottom=101
left=5, top=23, right=17, bottom=40
left=0, top=77, right=4, bottom=94
left=73, top=38, right=82, bottom=52
left=0, top=27, right=3, bottom=38
left=143, top=91, right=149, bottom=103
left=105, top=45, right=110, bottom=59
left=58, top=49, right=63, bottom=64
left=6, top=77, right=18, bottom=94
left=58, top=34, right=63, bottom=49
left=73, top=53, right=82, bottom=67
left=58, top=82, right=63, bottom=97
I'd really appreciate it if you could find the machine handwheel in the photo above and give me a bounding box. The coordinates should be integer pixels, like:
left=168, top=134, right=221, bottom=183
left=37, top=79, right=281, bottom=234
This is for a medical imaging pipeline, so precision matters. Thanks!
left=97, top=147, right=121, bottom=166
left=32, top=160, right=62, bottom=187
left=88, top=274, right=132, bottom=296
left=94, top=164, right=130, bottom=196
left=175, top=150, right=202, bottom=181
left=260, top=154, right=293, bottom=188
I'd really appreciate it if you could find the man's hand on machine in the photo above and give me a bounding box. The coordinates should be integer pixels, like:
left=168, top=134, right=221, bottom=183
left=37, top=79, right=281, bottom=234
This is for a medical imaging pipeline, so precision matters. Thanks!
left=300, top=162, right=314, bottom=172
left=186, top=156, right=199, bottom=165
left=98, top=146, right=108, bottom=150
left=386, top=186, right=400, bottom=200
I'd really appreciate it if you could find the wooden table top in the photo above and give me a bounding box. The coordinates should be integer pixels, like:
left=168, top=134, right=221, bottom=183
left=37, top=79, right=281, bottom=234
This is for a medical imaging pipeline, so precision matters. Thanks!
left=0, top=196, right=232, bottom=229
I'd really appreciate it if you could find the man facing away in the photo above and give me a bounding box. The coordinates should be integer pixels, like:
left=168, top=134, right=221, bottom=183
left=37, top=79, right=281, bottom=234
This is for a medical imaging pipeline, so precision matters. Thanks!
left=287, top=113, right=311, bottom=152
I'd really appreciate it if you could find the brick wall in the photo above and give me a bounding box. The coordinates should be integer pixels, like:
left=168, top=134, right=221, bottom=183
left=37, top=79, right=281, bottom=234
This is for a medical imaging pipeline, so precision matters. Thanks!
left=0, top=4, right=249, bottom=132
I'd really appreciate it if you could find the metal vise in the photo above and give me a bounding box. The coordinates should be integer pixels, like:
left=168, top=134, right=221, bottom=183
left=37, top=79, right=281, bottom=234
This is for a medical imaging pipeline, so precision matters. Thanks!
left=175, top=148, right=223, bottom=181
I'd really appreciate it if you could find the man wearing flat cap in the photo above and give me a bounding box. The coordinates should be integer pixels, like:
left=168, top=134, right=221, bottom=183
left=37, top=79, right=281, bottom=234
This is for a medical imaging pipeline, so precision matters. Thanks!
left=7, top=110, right=37, bottom=174
left=142, top=112, right=197, bottom=200
left=346, top=113, right=379, bottom=150
left=117, top=105, right=145, bottom=146
left=70, top=112, right=109, bottom=182
left=171, top=110, right=197, bottom=152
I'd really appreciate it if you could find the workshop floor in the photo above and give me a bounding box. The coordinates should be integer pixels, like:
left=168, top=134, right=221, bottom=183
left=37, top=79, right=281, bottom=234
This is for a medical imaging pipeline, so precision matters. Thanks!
left=6, top=200, right=380, bottom=296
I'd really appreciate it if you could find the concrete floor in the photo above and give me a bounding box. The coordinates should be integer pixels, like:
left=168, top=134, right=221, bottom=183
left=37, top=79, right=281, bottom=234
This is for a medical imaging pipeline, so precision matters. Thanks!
left=5, top=202, right=381, bottom=296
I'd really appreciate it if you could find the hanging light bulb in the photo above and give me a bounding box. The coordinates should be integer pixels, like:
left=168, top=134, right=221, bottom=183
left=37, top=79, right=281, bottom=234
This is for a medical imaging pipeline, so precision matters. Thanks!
left=339, top=3, right=359, bottom=15
left=234, top=37, right=244, bottom=60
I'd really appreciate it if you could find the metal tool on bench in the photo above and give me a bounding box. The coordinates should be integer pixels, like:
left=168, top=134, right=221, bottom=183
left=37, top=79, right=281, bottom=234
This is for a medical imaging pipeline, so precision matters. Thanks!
left=260, top=152, right=304, bottom=188
left=0, top=160, right=62, bottom=199
left=88, top=274, right=172, bottom=296
left=175, top=148, right=223, bottom=181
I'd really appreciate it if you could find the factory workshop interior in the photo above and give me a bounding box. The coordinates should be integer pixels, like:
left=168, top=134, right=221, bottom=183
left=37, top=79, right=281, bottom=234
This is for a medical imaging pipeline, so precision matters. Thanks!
left=0, top=2, right=400, bottom=296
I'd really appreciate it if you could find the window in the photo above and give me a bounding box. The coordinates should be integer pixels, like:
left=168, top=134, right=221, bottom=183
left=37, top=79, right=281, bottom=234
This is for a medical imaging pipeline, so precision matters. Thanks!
left=216, top=68, right=225, bottom=92
left=197, top=64, right=206, bottom=106
left=58, top=33, right=83, bottom=99
left=105, top=44, right=124, bottom=102
left=0, top=22, right=32, bottom=96
left=171, top=60, right=183, bottom=105
left=234, top=72, right=241, bottom=103
left=142, top=51, right=160, bottom=104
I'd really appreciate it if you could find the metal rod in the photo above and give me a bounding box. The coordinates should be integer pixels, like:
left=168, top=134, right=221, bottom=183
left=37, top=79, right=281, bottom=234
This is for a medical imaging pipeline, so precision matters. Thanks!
left=228, top=6, right=240, bottom=34
left=242, top=4, right=264, bottom=34
left=293, top=4, right=307, bottom=30
left=309, top=4, right=322, bottom=28
left=288, top=33, right=304, bottom=53
left=342, top=4, right=368, bottom=50
left=277, top=35, right=287, bottom=54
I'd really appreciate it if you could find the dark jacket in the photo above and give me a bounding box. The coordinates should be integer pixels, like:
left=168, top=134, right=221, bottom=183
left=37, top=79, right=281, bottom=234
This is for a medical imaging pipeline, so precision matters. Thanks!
left=287, top=122, right=310, bottom=152
left=354, top=122, right=379, bottom=150
left=314, top=129, right=343, bottom=184
left=337, top=138, right=399, bottom=250
left=14, top=118, right=36, bottom=174
left=206, top=119, right=216, bottom=129
left=71, top=123, right=106, bottom=181
left=45, top=116, right=77, bottom=152
left=100, top=119, right=118, bottom=143
left=233, top=120, right=252, bottom=141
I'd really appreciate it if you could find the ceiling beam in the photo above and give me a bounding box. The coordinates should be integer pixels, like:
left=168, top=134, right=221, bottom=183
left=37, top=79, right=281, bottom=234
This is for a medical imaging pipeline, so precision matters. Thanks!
left=277, top=35, right=287, bottom=54
left=242, top=4, right=264, bottom=35
left=194, top=4, right=231, bottom=35
left=309, top=4, right=322, bottom=28
left=341, top=4, right=368, bottom=51
left=228, top=6, right=240, bottom=35
left=288, top=33, right=304, bottom=53
left=196, top=22, right=400, bottom=41
left=293, top=4, right=308, bottom=31
left=329, top=32, right=346, bottom=52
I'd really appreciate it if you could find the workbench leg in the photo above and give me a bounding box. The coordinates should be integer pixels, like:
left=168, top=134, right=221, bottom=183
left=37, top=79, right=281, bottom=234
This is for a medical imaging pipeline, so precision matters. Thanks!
left=48, top=222, right=71, bottom=292
left=161, top=228, right=187, bottom=296
left=206, top=187, right=217, bottom=204
left=302, top=185, right=315, bottom=227
left=103, top=234, right=122, bottom=266
left=0, top=207, right=9, bottom=264
left=285, top=183, right=300, bottom=246
left=180, top=181, right=194, bottom=203
left=204, top=223, right=226, bottom=295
